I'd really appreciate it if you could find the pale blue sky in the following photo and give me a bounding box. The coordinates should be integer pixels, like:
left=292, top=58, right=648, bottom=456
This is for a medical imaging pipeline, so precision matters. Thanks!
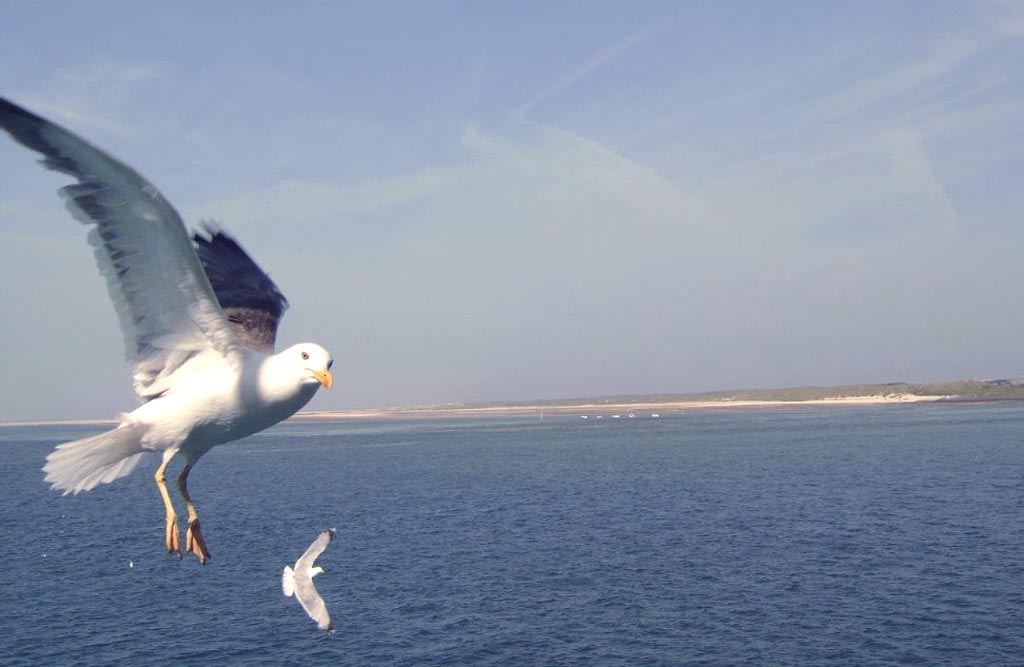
left=1, top=1, right=1023, bottom=421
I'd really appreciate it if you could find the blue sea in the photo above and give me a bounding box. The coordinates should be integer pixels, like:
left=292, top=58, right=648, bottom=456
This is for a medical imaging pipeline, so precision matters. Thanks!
left=1, top=402, right=1023, bottom=666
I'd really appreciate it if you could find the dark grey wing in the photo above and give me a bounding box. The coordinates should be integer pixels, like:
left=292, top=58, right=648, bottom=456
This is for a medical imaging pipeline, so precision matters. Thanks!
left=296, top=528, right=335, bottom=571
left=193, top=226, right=289, bottom=352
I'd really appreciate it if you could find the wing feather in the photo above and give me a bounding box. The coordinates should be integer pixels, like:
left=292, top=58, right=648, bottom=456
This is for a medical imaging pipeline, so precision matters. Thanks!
left=296, top=528, right=335, bottom=571
left=0, top=98, right=240, bottom=400
left=294, top=577, right=332, bottom=631
left=193, top=226, right=288, bottom=352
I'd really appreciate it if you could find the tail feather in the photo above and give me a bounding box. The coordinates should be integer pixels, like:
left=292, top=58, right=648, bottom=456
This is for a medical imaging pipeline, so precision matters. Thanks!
left=43, top=422, right=148, bottom=495
left=282, top=566, right=296, bottom=597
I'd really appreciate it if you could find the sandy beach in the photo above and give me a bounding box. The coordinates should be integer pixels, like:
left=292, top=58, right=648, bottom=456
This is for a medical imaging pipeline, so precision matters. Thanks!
left=294, top=393, right=953, bottom=421
left=0, top=393, right=963, bottom=428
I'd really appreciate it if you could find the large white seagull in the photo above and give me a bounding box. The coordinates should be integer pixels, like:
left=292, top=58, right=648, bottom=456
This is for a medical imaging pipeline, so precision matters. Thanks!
left=0, top=98, right=335, bottom=564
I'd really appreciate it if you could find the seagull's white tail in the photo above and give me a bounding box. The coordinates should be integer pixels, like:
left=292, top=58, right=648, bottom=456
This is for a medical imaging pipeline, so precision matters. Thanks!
left=43, top=422, right=148, bottom=495
left=282, top=566, right=296, bottom=597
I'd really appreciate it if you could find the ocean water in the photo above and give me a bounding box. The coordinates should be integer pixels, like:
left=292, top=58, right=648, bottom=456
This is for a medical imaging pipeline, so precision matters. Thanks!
left=1, top=403, right=1023, bottom=666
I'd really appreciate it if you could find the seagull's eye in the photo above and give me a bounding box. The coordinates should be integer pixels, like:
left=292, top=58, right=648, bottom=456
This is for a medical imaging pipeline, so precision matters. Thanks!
left=301, top=351, right=309, bottom=361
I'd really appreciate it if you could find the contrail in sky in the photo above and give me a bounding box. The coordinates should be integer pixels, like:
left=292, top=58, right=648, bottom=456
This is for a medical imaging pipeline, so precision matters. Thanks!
left=514, top=20, right=668, bottom=118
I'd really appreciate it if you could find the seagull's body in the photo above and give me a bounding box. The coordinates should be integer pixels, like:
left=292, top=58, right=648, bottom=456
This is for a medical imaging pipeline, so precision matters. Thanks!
left=283, top=528, right=336, bottom=632
left=0, top=98, right=334, bottom=563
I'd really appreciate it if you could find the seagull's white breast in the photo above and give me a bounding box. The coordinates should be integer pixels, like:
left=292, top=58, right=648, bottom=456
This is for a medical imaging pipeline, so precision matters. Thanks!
left=129, top=348, right=318, bottom=453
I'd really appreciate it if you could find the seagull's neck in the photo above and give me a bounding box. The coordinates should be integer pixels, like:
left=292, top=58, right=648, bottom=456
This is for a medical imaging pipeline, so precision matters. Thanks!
left=245, top=349, right=320, bottom=422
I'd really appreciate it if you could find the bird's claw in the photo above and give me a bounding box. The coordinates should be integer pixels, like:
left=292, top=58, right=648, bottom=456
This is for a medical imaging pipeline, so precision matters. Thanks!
left=186, top=518, right=211, bottom=565
left=165, top=514, right=182, bottom=558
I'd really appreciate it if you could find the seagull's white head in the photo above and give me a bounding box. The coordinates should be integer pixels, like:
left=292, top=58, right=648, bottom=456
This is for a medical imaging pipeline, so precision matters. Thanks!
left=285, top=343, right=334, bottom=390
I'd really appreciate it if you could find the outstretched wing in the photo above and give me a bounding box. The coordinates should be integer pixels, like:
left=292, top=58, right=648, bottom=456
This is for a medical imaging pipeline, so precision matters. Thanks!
left=294, top=577, right=333, bottom=632
left=296, top=528, right=335, bottom=571
left=0, top=98, right=240, bottom=400
left=193, top=226, right=289, bottom=352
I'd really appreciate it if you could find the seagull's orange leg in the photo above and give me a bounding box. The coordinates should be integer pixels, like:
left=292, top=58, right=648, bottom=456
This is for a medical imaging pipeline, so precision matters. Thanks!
left=178, top=462, right=211, bottom=565
left=155, top=453, right=181, bottom=558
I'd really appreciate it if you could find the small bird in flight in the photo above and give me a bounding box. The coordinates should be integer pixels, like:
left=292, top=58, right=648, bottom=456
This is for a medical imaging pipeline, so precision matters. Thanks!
left=283, top=528, right=336, bottom=632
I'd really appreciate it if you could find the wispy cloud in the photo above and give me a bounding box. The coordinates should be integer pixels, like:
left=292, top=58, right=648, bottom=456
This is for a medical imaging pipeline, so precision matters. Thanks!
left=186, top=163, right=482, bottom=229
left=13, top=96, right=128, bottom=135
left=7, top=61, right=163, bottom=137
left=53, top=62, right=161, bottom=86
left=809, top=6, right=1024, bottom=125
left=883, top=128, right=958, bottom=232
left=459, top=121, right=523, bottom=160
left=513, top=20, right=668, bottom=118
left=810, top=40, right=982, bottom=122
left=984, top=0, right=1024, bottom=38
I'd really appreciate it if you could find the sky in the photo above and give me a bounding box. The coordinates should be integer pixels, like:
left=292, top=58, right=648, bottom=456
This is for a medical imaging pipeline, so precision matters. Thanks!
left=1, top=1, right=1023, bottom=421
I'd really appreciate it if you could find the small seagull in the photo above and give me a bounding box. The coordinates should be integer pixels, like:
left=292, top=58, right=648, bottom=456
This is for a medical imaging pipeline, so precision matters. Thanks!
left=283, top=528, right=336, bottom=632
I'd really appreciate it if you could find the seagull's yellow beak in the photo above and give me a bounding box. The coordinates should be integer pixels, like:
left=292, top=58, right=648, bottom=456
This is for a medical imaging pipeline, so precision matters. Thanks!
left=313, top=369, right=333, bottom=389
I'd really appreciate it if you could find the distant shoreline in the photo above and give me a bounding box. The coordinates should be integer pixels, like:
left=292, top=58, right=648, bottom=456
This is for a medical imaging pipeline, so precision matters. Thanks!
left=296, top=392, right=956, bottom=421
left=6, top=377, right=1024, bottom=428
left=8, top=392, right=1014, bottom=428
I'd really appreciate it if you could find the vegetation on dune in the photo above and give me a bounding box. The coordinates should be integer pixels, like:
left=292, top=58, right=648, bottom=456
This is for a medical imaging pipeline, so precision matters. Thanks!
left=444, top=379, right=1024, bottom=410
